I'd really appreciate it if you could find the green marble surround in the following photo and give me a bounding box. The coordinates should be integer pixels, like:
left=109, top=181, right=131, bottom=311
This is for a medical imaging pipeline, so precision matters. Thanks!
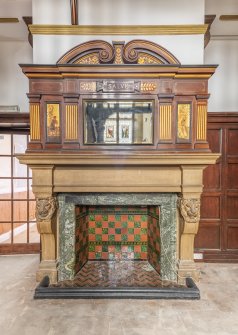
left=58, top=193, right=177, bottom=282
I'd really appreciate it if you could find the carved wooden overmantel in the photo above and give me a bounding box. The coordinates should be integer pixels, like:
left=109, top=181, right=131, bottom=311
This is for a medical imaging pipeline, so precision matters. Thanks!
left=18, top=40, right=219, bottom=284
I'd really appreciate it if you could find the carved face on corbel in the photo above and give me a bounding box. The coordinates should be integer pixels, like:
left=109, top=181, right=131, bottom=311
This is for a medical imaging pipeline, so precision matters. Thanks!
left=36, top=197, right=57, bottom=221
left=180, top=198, right=200, bottom=223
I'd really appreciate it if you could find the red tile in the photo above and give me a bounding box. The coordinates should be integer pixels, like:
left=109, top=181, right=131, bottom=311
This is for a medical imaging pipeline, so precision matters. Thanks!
left=102, top=235, right=109, bottom=242
left=115, top=235, right=121, bottom=242
left=108, top=228, right=115, bottom=234
left=127, top=235, right=134, bottom=242
left=95, top=228, right=102, bottom=234
left=102, top=252, right=109, bottom=259
left=134, top=228, right=141, bottom=235
left=141, top=235, right=147, bottom=242
left=88, top=235, right=96, bottom=241
left=95, top=214, right=103, bottom=221
left=141, top=252, right=147, bottom=259
left=121, top=228, right=127, bottom=234
left=128, top=221, right=134, bottom=228
left=134, top=245, right=141, bottom=252
left=88, top=252, right=95, bottom=259
left=102, top=221, right=108, bottom=228
left=121, top=215, right=128, bottom=221
left=141, top=221, right=147, bottom=228
left=115, top=222, right=121, bottom=228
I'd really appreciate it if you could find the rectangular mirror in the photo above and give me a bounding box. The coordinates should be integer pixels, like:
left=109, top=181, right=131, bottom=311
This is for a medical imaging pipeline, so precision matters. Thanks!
left=84, top=100, right=153, bottom=145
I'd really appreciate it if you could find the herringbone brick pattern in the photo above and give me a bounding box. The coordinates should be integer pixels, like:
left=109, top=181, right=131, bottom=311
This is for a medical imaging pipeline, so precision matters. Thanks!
left=55, top=261, right=179, bottom=288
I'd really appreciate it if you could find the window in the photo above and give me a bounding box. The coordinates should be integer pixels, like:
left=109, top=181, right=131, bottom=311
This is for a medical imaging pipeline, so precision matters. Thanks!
left=0, top=133, right=39, bottom=251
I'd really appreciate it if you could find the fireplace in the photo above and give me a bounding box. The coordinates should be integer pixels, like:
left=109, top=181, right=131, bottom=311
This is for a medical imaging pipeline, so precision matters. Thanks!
left=57, top=193, right=177, bottom=284
left=18, top=39, right=219, bottom=297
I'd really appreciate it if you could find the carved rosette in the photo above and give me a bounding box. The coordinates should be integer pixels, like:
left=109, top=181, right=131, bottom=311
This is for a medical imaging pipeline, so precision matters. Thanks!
left=36, top=197, right=58, bottom=221
left=179, top=198, right=201, bottom=223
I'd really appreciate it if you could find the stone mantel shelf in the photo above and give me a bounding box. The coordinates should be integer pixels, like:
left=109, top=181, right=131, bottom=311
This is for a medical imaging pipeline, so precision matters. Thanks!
left=17, top=153, right=220, bottom=167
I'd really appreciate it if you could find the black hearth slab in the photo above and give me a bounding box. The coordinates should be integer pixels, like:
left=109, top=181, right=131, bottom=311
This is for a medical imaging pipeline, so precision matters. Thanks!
left=34, top=277, right=200, bottom=300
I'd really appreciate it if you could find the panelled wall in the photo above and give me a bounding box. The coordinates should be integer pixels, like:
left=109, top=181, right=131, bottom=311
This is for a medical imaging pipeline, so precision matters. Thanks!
left=195, top=113, right=238, bottom=262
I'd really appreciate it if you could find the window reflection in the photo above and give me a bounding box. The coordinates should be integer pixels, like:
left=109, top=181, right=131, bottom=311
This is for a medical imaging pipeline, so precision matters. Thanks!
left=84, top=100, right=153, bottom=144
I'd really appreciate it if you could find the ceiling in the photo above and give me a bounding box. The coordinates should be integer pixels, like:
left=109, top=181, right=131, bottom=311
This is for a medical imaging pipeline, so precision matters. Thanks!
left=0, top=0, right=237, bottom=43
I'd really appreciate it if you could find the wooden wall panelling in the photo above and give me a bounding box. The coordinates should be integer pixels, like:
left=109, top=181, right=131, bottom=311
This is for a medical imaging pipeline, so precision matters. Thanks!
left=195, top=113, right=238, bottom=262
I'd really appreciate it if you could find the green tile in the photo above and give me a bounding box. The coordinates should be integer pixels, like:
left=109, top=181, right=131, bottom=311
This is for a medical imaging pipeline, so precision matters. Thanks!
left=115, top=228, right=121, bottom=234
left=96, top=235, right=102, bottom=242
left=134, top=252, right=141, bottom=259
left=88, top=227, right=95, bottom=234
left=134, top=222, right=141, bottom=228
left=89, top=245, right=95, bottom=252
left=128, top=215, right=134, bottom=220
left=122, top=234, right=128, bottom=242
left=141, top=245, right=147, bottom=252
left=95, top=252, right=101, bottom=259
left=135, top=234, right=141, bottom=242
left=141, top=215, right=147, bottom=221
left=109, top=253, right=115, bottom=260
left=115, top=245, right=121, bottom=252
left=102, top=228, right=108, bottom=234
left=109, top=221, right=115, bottom=228
left=127, top=245, right=134, bottom=252
left=102, top=245, right=108, bottom=252
left=141, top=228, right=147, bottom=234
left=96, top=221, right=102, bottom=228
left=115, top=215, right=121, bottom=221
left=102, top=215, right=108, bottom=220
left=109, top=235, right=115, bottom=242
left=89, top=215, right=95, bottom=221
left=128, top=228, right=134, bottom=234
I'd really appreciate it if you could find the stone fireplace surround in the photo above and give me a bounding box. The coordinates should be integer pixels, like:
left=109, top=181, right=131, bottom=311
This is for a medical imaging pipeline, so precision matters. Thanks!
left=17, top=39, right=220, bottom=297
left=18, top=152, right=220, bottom=288
left=58, top=193, right=177, bottom=282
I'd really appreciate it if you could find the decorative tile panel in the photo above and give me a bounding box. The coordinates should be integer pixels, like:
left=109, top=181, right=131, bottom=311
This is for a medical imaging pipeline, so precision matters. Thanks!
left=87, top=206, right=148, bottom=260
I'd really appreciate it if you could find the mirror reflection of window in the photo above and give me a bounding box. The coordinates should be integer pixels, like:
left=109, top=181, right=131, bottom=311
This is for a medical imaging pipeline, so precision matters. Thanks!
left=84, top=100, right=153, bottom=145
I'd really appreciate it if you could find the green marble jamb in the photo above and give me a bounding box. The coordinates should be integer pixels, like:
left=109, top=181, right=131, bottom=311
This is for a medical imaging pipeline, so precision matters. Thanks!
left=58, top=193, right=178, bottom=282
left=58, top=195, right=76, bottom=281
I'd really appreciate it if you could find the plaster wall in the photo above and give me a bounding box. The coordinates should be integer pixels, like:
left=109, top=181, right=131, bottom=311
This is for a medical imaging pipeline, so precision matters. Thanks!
left=0, top=41, right=32, bottom=112
left=205, top=40, right=238, bottom=112
left=32, top=0, right=205, bottom=64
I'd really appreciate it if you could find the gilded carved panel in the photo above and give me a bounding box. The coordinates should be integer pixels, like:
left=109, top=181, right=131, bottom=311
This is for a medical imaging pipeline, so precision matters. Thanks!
left=177, top=104, right=191, bottom=141
left=46, top=104, right=61, bottom=142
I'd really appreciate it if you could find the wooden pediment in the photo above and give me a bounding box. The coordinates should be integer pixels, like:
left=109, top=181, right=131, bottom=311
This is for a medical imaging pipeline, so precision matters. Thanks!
left=57, top=39, right=180, bottom=65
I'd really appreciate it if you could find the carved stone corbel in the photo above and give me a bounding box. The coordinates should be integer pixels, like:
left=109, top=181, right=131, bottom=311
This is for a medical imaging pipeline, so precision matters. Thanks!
left=35, top=196, right=58, bottom=284
left=177, top=197, right=201, bottom=283
left=36, top=196, right=57, bottom=222
left=180, top=198, right=200, bottom=224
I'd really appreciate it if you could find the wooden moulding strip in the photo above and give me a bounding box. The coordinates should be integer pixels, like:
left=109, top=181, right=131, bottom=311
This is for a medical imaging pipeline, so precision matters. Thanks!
left=197, top=104, right=207, bottom=141
left=30, top=104, right=40, bottom=141
left=159, top=105, right=172, bottom=140
left=65, top=105, right=78, bottom=140
left=29, top=24, right=208, bottom=36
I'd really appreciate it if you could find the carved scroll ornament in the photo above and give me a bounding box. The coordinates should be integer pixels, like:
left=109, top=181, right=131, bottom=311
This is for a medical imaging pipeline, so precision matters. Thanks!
left=36, top=197, right=57, bottom=221
left=180, top=198, right=200, bottom=223
left=57, top=39, right=180, bottom=65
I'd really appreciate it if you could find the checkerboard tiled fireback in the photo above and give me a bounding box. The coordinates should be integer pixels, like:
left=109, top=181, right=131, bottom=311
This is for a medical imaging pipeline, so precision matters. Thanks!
left=75, top=205, right=160, bottom=271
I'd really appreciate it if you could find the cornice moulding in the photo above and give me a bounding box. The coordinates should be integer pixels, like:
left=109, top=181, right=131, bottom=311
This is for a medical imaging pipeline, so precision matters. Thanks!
left=17, top=153, right=220, bottom=167
left=29, top=24, right=208, bottom=36
left=0, top=18, right=19, bottom=23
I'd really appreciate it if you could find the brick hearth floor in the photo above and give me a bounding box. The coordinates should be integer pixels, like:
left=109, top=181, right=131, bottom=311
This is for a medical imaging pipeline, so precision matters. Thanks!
left=54, top=260, right=182, bottom=288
